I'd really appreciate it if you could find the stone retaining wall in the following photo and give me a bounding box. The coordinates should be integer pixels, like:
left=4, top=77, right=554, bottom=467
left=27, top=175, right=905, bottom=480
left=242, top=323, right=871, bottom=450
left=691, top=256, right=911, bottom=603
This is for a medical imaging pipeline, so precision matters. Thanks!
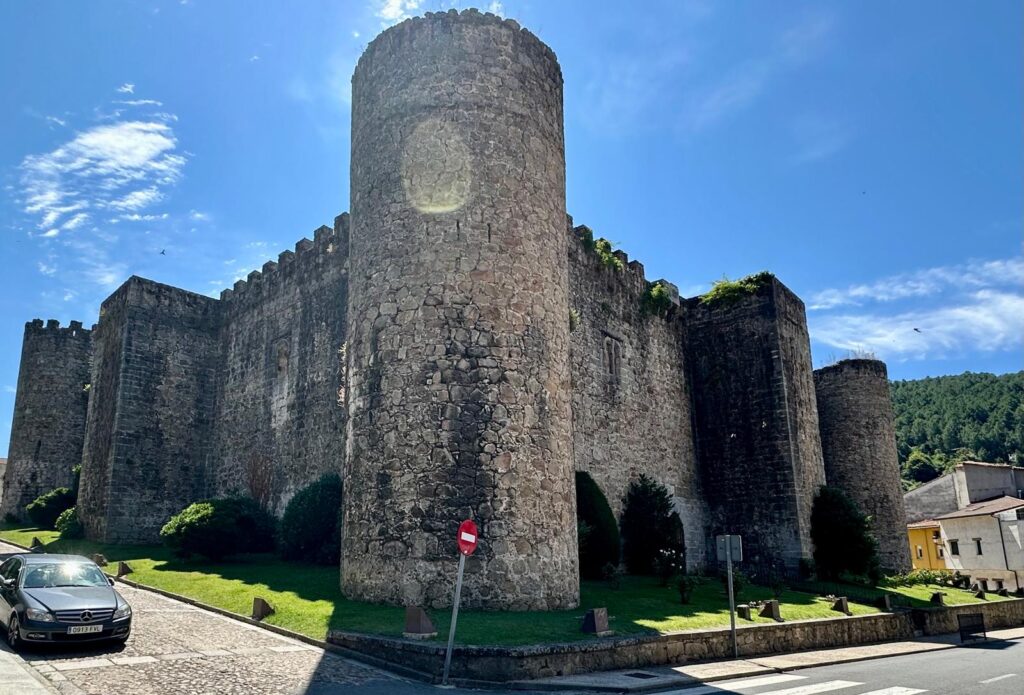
left=329, top=598, right=1024, bottom=683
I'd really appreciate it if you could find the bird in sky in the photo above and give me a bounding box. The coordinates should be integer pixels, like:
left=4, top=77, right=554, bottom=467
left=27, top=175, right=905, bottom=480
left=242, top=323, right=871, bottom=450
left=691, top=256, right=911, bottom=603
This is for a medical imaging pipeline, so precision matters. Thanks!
left=913, top=328, right=922, bottom=333
left=159, top=249, right=166, bottom=255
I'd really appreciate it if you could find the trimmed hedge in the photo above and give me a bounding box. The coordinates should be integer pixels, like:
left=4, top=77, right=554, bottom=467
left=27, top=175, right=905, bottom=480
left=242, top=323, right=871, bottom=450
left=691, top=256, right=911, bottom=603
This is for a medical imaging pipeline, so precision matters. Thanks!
left=279, top=473, right=343, bottom=565
left=55, top=506, right=84, bottom=539
left=621, top=474, right=685, bottom=575
left=575, top=472, right=620, bottom=579
left=26, top=487, right=76, bottom=530
left=160, top=498, right=276, bottom=561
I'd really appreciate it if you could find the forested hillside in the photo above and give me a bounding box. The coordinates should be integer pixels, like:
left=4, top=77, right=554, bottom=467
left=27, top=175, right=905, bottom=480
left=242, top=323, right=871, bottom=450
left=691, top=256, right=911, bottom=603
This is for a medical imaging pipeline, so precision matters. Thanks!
left=890, top=371, right=1024, bottom=487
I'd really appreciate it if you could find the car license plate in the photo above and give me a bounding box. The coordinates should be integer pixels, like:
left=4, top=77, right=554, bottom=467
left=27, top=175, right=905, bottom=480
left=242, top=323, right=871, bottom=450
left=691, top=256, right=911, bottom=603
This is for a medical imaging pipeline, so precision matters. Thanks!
left=67, top=625, right=103, bottom=635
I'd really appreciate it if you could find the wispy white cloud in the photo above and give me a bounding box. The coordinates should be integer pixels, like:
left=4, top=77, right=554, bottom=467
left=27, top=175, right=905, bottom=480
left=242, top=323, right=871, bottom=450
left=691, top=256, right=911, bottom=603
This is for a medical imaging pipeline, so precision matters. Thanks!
left=20, top=120, right=185, bottom=229
left=809, top=256, right=1024, bottom=362
left=45, top=115, right=67, bottom=128
left=116, top=83, right=135, bottom=94
left=808, top=257, right=1024, bottom=310
left=680, top=11, right=836, bottom=133
left=812, top=290, right=1024, bottom=361
left=487, top=1, right=504, bottom=17
left=189, top=210, right=209, bottom=221
left=115, top=99, right=163, bottom=107
left=376, top=0, right=421, bottom=23
left=250, top=55, right=261, bottom=62
left=790, top=115, right=852, bottom=164
left=37, top=262, right=57, bottom=276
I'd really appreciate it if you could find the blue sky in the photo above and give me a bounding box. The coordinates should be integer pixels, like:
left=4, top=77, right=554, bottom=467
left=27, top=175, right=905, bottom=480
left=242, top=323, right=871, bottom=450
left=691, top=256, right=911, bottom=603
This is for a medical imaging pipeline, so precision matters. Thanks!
left=0, top=0, right=1021, bottom=455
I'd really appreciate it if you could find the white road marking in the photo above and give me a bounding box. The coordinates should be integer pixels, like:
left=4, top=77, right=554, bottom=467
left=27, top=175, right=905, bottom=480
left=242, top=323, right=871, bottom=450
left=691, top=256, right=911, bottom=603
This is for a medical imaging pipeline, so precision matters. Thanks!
left=856, top=688, right=928, bottom=695
left=713, top=674, right=808, bottom=689
left=755, top=681, right=864, bottom=695
left=979, top=674, right=1017, bottom=684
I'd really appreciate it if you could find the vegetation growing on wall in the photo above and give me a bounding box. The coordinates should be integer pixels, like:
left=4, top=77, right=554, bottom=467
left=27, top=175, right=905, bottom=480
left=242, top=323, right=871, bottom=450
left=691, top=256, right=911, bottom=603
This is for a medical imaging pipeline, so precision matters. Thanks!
left=25, top=488, right=76, bottom=530
left=577, top=226, right=624, bottom=271
left=641, top=281, right=674, bottom=316
left=699, top=271, right=774, bottom=307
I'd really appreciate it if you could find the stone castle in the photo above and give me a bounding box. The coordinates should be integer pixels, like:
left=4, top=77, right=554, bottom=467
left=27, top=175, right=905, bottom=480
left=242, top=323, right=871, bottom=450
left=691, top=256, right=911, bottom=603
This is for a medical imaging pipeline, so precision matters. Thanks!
left=1, top=10, right=909, bottom=610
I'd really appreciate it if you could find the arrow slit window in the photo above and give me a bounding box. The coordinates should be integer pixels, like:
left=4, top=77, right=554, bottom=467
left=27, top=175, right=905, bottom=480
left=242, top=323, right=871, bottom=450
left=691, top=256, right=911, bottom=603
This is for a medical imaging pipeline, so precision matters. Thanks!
left=603, top=335, right=623, bottom=387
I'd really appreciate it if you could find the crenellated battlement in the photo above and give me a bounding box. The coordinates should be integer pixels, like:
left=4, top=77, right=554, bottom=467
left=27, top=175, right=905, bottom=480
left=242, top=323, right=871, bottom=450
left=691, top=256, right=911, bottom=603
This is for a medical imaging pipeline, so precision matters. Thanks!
left=219, top=213, right=349, bottom=307
left=567, top=216, right=682, bottom=317
left=25, top=318, right=93, bottom=338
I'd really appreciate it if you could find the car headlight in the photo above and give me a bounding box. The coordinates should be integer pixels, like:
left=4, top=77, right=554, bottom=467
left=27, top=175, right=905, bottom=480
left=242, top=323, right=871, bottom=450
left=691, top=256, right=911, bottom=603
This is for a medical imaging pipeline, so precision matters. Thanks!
left=113, top=604, right=132, bottom=620
left=25, top=608, right=55, bottom=623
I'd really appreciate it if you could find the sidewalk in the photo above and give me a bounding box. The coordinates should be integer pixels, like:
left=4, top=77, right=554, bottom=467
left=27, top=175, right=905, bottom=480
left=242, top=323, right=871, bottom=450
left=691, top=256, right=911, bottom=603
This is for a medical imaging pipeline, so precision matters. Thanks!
left=512, top=626, right=1024, bottom=692
left=0, top=648, right=57, bottom=695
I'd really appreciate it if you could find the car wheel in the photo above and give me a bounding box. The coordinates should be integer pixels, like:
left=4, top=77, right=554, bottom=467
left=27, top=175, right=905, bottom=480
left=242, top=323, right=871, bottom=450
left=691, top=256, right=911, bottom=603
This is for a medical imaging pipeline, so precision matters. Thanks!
left=7, top=614, right=20, bottom=651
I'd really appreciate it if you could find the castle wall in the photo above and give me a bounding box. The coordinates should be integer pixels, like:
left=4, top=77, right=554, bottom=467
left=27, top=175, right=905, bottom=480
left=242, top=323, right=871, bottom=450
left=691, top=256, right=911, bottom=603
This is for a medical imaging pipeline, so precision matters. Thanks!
left=567, top=224, right=707, bottom=570
left=0, top=320, right=92, bottom=520
left=815, top=359, right=912, bottom=572
left=343, top=9, right=578, bottom=610
left=683, top=278, right=826, bottom=574
left=212, top=216, right=349, bottom=514
left=77, top=277, right=219, bottom=543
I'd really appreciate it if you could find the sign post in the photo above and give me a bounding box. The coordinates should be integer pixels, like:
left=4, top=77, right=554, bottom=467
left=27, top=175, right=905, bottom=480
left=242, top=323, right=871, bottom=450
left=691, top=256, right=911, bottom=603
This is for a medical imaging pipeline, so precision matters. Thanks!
left=442, top=519, right=478, bottom=686
left=715, top=534, right=743, bottom=659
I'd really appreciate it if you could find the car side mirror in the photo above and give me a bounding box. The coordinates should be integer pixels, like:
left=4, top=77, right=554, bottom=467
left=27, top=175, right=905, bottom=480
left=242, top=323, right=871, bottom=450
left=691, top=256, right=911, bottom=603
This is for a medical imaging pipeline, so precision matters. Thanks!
left=108, top=577, right=115, bottom=586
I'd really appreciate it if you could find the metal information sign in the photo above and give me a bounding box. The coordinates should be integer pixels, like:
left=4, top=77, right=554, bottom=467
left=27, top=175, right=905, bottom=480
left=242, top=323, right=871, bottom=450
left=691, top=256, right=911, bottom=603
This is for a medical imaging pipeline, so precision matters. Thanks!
left=442, top=519, right=478, bottom=685
left=715, top=534, right=743, bottom=658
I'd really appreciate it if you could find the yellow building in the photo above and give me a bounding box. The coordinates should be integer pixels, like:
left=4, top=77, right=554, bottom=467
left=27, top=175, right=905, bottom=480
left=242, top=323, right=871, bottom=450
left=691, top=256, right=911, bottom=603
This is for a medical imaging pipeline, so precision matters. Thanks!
left=907, top=520, right=947, bottom=570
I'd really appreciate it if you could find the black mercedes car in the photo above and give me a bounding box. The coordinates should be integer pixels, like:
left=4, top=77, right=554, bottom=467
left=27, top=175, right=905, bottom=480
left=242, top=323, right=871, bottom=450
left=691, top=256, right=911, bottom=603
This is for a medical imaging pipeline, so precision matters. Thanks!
left=0, top=553, right=132, bottom=650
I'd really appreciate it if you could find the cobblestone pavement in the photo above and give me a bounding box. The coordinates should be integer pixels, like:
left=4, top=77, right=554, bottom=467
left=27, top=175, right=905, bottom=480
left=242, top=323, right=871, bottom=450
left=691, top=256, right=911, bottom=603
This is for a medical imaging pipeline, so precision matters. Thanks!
left=0, top=541, right=530, bottom=695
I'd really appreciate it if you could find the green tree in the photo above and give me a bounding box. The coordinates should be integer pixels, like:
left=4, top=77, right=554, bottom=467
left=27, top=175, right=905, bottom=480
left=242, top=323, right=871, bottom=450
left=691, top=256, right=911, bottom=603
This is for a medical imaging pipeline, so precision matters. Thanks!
left=620, top=474, right=685, bottom=575
left=810, top=487, right=879, bottom=582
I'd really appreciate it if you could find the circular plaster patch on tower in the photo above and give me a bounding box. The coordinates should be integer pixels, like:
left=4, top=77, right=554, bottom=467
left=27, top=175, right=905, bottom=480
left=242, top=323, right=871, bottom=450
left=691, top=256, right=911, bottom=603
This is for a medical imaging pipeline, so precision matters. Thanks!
left=401, top=118, right=472, bottom=214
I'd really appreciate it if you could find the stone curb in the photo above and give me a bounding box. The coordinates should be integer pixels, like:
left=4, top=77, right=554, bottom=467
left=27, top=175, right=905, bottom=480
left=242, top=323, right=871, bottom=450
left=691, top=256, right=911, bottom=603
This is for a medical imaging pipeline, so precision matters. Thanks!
left=3, top=538, right=1021, bottom=692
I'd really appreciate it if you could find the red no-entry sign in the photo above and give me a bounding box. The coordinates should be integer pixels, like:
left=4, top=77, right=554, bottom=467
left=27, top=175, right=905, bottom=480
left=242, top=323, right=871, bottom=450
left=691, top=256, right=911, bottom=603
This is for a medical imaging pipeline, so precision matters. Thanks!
left=456, top=519, right=478, bottom=556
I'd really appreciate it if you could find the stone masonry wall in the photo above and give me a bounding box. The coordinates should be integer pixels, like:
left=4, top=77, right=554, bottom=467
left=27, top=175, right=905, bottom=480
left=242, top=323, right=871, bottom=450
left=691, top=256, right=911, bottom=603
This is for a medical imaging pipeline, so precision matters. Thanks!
left=0, top=320, right=92, bottom=520
left=815, top=359, right=912, bottom=572
left=684, top=278, right=826, bottom=574
left=343, top=9, right=578, bottom=610
left=567, top=222, right=708, bottom=570
left=77, top=277, right=219, bottom=543
left=212, top=216, right=349, bottom=515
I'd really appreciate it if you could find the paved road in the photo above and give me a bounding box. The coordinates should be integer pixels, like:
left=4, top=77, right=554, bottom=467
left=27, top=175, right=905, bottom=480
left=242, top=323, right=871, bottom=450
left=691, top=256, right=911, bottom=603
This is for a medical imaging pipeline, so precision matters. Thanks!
left=659, top=639, right=1023, bottom=695
left=0, top=541, right=529, bottom=695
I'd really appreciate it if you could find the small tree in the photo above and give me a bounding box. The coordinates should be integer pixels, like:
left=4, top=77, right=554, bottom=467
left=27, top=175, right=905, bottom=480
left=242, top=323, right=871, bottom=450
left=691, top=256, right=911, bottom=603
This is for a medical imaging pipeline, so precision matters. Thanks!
left=620, top=474, right=685, bottom=575
left=810, top=486, right=880, bottom=582
left=160, top=497, right=276, bottom=561
left=55, top=507, right=84, bottom=539
left=575, top=472, right=621, bottom=579
left=279, top=473, right=343, bottom=565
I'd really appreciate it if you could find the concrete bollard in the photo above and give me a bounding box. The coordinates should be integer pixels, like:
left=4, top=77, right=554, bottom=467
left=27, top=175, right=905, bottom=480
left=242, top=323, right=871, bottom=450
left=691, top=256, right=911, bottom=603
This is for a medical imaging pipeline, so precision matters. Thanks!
left=252, top=597, right=275, bottom=621
left=581, top=608, right=613, bottom=637
left=116, top=561, right=133, bottom=577
left=403, top=606, right=437, bottom=640
left=758, top=599, right=783, bottom=622
left=831, top=596, right=851, bottom=615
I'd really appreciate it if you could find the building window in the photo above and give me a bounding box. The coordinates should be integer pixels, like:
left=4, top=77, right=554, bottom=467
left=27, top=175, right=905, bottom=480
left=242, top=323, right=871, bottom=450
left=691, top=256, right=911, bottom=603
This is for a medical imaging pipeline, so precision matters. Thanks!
left=938, top=545, right=945, bottom=558
left=602, top=336, right=622, bottom=384
left=1017, top=508, right=1024, bottom=521
left=949, top=540, right=959, bottom=556
left=915, top=546, right=923, bottom=560
left=974, top=539, right=983, bottom=556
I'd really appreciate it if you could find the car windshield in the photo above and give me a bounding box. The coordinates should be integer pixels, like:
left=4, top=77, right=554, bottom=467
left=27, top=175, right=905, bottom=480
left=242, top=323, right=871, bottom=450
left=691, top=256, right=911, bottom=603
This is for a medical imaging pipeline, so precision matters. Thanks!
left=21, top=562, right=109, bottom=589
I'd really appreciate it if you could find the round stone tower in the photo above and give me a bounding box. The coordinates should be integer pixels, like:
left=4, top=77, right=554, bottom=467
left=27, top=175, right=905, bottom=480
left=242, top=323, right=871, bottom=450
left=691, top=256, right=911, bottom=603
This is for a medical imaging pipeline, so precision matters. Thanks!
left=342, top=9, right=578, bottom=610
left=814, top=359, right=911, bottom=572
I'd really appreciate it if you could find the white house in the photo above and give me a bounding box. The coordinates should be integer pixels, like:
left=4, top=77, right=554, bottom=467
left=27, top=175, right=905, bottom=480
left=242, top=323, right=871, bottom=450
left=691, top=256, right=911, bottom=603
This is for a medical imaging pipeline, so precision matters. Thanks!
left=936, top=496, right=1024, bottom=593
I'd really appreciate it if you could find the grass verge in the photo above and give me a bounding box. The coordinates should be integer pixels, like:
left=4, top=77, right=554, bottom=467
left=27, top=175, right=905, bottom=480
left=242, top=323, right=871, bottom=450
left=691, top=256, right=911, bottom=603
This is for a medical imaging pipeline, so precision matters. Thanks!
left=0, top=525, right=1006, bottom=646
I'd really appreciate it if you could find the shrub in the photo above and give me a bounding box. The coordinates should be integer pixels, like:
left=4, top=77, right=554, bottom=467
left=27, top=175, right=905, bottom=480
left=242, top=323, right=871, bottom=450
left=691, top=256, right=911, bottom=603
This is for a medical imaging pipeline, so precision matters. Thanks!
left=602, top=562, right=623, bottom=590
left=160, top=497, right=276, bottom=561
left=55, top=507, right=84, bottom=539
left=279, top=473, right=343, bottom=565
left=641, top=282, right=674, bottom=316
left=25, top=488, right=76, bottom=529
left=575, top=472, right=621, bottom=580
left=620, top=474, right=685, bottom=575
left=593, top=238, right=623, bottom=271
left=699, top=271, right=774, bottom=307
left=810, top=486, right=880, bottom=581
left=677, top=574, right=701, bottom=604
left=654, top=547, right=686, bottom=586
left=879, top=568, right=952, bottom=588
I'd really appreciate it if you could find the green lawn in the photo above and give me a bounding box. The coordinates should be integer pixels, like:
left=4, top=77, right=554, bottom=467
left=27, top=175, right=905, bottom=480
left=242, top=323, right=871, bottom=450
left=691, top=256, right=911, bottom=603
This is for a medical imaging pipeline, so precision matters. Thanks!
left=0, top=525, right=1006, bottom=646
